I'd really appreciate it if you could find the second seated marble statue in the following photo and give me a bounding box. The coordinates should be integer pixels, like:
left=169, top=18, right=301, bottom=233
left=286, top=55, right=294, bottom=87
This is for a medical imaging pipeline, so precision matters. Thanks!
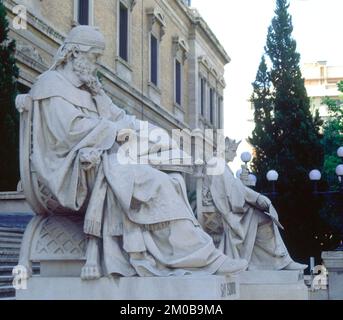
left=27, top=26, right=248, bottom=280
left=207, top=138, right=307, bottom=270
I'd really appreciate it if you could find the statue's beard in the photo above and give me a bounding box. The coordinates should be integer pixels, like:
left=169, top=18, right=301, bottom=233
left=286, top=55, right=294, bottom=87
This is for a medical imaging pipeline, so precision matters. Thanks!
left=72, top=56, right=101, bottom=95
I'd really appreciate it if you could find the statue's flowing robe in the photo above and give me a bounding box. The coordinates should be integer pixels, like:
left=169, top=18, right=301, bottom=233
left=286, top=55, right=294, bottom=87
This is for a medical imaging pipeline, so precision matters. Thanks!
left=209, top=165, right=292, bottom=270
left=29, top=71, right=227, bottom=276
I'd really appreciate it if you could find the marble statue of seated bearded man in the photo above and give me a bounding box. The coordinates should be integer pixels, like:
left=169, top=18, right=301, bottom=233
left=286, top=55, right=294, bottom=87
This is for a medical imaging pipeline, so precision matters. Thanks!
left=207, top=138, right=307, bottom=271
left=28, top=26, right=248, bottom=280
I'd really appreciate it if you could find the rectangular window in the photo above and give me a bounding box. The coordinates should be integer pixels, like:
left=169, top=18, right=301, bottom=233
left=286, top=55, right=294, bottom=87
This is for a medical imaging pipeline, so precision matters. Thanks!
left=150, top=34, right=158, bottom=86
left=210, top=88, right=214, bottom=124
left=175, top=60, right=182, bottom=105
left=217, top=96, right=222, bottom=128
left=200, top=78, right=205, bottom=116
left=78, top=0, right=89, bottom=25
left=119, top=3, right=128, bottom=61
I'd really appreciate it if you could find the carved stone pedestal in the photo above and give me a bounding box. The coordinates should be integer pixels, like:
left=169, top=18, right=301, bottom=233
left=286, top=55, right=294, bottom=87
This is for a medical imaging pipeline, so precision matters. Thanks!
left=322, top=251, right=343, bottom=300
left=239, top=270, right=309, bottom=300
left=16, top=275, right=239, bottom=300
left=16, top=269, right=309, bottom=300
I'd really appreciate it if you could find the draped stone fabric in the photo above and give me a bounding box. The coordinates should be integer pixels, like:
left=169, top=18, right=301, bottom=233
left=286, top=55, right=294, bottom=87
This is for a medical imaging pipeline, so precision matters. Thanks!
left=29, top=70, right=229, bottom=276
left=209, top=164, right=293, bottom=270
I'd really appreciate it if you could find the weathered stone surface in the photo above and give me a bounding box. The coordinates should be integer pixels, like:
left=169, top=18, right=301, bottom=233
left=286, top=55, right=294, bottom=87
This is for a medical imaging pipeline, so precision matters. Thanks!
left=17, top=275, right=239, bottom=300
left=322, top=251, right=343, bottom=300
left=239, top=270, right=309, bottom=300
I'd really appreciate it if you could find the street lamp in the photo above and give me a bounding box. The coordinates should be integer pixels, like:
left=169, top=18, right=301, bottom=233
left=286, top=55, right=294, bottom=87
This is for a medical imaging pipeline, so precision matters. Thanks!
left=240, top=152, right=256, bottom=187
left=309, top=169, right=322, bottom=193
left=241, top=152, right=252, bottom=164
left=337, top=146, right=343, bottom=158
left=336, top=164, right=343, bottom=188
left=309, top=147, right=343, bottom=194
left=266, top=170, right=279, bottom=197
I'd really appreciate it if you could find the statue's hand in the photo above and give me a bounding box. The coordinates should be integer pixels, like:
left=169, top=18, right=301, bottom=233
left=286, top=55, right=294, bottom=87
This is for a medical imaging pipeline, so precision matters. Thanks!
left=256, top=194, right=272, bottom=211
left=87, top=77, right=103, bottom=96
left=116, top=128, right=136, bottom=143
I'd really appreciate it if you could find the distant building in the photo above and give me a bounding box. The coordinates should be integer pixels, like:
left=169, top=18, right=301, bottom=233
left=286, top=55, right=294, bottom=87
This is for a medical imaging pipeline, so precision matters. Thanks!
left=302, top=61, right=343, bottom=121
left=247, top=61, right=343, bottom=134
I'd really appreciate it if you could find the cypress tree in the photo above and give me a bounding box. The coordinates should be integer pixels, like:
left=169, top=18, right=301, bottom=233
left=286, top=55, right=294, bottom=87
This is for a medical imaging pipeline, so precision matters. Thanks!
left=0, top=0, right=20, bottom=191
left=249, top=55, right=276, bottom=190
left=250, top=0, right=328, bottom=261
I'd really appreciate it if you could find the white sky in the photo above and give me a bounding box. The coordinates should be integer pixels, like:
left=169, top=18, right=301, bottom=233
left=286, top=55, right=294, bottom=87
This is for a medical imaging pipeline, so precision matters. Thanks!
left=192, top=0, right=343, bottom=171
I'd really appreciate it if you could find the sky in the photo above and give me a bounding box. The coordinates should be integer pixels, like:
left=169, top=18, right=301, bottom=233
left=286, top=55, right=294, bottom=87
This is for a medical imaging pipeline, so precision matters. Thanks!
left=191, top=0, right=343, bottom=172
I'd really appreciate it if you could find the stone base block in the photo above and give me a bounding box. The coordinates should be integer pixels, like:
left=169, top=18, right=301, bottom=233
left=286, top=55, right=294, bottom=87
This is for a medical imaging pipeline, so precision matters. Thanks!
left=322, top=251, right=343, bottom=300
left=16, top=275, right=239, bottom=300
left=239, top=270, right=309, bottom=300
left=16, top=270, right=309, bottom=300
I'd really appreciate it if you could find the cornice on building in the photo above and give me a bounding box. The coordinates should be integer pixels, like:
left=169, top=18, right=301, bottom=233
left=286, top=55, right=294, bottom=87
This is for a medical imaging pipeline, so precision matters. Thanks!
left=174, top=0, right=231, bottom=65
left=4, top=0, right=191, bottom=131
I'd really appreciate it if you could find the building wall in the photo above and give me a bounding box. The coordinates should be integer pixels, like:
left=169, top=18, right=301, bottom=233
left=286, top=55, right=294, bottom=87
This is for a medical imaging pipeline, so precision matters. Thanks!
left=5, top=0, right=229, bottom=134
left=302, top=61, right=343, bottom=120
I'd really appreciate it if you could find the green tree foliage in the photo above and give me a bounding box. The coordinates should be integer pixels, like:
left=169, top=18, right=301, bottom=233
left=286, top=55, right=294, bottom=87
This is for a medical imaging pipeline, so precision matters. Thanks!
left=319, top=82, right=343, bottom=236
left=321, top=82, right=343, bottom=185
left=0, top=0, right=20, bottom=191
left=249, top=56, right=276, bottom=189
left=249, top=0, right=333, bottom=262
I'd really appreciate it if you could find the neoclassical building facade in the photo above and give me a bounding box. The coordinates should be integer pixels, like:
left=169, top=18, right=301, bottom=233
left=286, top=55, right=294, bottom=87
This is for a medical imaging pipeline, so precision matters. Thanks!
left=4, top=0, right=229, bottom=134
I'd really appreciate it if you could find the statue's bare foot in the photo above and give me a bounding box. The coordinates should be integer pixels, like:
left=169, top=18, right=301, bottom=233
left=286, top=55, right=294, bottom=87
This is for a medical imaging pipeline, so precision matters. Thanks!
left=216, top=258, right=248, bottom=275
left=81, top=236, right=101, bottom=281
left=81, top=264, right=101, bottom=280
left=283, top=261, right=308, bottom=271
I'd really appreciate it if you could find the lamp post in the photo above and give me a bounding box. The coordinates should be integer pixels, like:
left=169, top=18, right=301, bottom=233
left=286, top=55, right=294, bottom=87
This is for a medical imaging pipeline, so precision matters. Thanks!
left=309, top=147, right=343, bottom=194
left=240, top=152, right=257, bottom=187
left=309, top=169, right=322, bottom=194
left=259, top=147, right=343, bottom=252
left=266, top=170, right=279, bottom=197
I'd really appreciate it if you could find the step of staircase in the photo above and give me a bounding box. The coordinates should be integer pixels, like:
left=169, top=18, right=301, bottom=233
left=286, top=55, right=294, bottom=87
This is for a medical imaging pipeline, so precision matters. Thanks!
left=0, top=249, right=19, bottom=260
left=0, top=265, right=40, bottom=274
left=0, top=275, right=14, bottom=284
left=0, top=297, right=16, bottom=300
left=0, top=227, right=25, bottom=233
left=0, top=257, right=20, bottom=265
left=0, top=217, right=28, bottom=300
left=0, top=236, right=23, bottom=244
left=0, top=242, right=21, bottom=250
left=0, top=231, right=23, bottom=239
left=0, top=266, right=16, bottom=275
left=0, top=285, right=15, bottom=298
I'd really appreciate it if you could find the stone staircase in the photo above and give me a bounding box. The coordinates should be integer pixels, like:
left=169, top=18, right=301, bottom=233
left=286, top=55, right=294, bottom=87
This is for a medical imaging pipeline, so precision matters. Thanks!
left=0, top=226, right=24, bottom=300
left=0, top=226, right=39, bottom=300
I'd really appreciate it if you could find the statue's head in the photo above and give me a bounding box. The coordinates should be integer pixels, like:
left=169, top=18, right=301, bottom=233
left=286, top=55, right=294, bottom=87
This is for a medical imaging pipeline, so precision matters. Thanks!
left=51, top=26, right=106, bottom=94
left=225, top=137, right=241, bottom=163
